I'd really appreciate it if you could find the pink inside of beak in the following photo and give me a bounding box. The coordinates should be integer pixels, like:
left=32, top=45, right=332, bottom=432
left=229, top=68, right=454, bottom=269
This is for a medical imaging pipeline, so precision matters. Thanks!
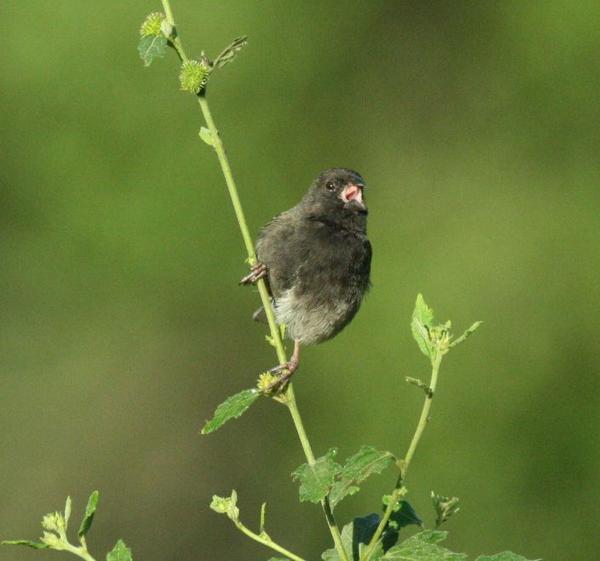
left=342, top=184, right=363, bottom=204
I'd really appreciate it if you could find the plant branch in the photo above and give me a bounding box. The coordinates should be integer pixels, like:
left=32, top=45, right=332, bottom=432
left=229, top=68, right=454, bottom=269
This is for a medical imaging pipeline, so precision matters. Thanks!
left=158, top=3, right=349, bottom=561
left=360, top=350, right=443, bottom=561
left=234, top=520, right=307, bottom=561
left=402, top=350, right=442, bottom=477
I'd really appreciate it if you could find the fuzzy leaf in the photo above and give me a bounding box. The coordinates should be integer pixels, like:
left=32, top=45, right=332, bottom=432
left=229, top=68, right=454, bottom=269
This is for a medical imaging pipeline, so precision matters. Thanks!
left=199, top=127, right=215, bottom=147
left=1, top=540, right=49, bottom=549
left=138, top=34, right=167, bottom=67
left=64, top=496, right=72, bottom=528
left=292, top=449, right=340, bottom=503
left=78, top=490, right=99, bottom=537
left=330, top=446, right=395, bottom=508
left=106, top=540, right=132, bottom=561
left=475, top=554, right=537, bottom=561
left=201, top=389, right=260, bottom=434
left=352, top=514, right=382, bottom=561
left=383, top=530, right=466, bottom=561
left=321, top=547, right=339, bottom=561
left=411, top=294, right=434, bottom=358
left=213, top=36, right=248, bottom=69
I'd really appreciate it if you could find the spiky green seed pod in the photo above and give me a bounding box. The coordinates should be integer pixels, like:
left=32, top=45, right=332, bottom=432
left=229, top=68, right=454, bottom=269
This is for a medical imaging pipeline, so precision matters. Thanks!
left=139, top=12, right=165, bottom=37
left=257, top=372, right=279, bottom=393
left=179, top=60, right=210, bottom=94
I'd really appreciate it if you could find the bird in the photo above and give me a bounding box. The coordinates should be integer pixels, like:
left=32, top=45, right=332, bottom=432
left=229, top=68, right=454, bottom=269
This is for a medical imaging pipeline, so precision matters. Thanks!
left=240, top=168, right=372, bottom=387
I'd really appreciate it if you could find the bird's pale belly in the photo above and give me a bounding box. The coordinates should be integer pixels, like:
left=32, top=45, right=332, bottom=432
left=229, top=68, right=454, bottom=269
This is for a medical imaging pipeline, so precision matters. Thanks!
left=274, top=286, right=363, bottom=345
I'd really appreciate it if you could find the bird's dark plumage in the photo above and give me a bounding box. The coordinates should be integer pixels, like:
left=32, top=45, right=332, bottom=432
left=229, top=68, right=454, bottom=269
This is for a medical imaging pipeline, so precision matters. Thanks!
left=254, top=168, right=371, bottom=347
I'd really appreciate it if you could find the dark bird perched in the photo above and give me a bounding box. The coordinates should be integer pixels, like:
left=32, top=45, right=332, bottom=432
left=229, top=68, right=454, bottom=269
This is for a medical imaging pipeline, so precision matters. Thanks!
left=240, top=168, right=371, bottom=385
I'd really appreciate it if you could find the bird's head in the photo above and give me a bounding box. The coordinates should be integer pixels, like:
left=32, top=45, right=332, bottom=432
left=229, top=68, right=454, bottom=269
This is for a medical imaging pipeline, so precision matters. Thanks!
left=302, top=168, right=367, bottom=220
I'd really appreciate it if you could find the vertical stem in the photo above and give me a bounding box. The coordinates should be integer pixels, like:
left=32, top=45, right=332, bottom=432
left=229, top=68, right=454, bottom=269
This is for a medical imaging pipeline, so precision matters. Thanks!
left=285, top=385, right=316, bottom=464
left=158, top=3, right=349, bottom=560
left=198, top=90, right=349, bottom=561
left=197, top=96, right=257, bottom=263
left=402, top=351, right=442, bottom=476
left=196, top=94, right=285, bottom=364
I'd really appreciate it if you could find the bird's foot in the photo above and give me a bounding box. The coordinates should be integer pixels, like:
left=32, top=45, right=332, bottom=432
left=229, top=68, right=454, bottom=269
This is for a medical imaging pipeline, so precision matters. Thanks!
left=239, top=262, right=268, bottom=285
left=266, top=359, right=299, bottom=392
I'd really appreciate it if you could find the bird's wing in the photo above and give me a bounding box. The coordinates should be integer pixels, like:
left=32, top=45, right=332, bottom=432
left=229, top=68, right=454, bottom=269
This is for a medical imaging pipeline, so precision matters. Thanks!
left=256, top=210, right=307, bottom=298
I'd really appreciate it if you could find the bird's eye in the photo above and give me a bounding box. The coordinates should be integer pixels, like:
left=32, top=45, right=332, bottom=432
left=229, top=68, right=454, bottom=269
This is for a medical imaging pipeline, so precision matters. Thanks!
left=325, top=181, right=336, bottom=191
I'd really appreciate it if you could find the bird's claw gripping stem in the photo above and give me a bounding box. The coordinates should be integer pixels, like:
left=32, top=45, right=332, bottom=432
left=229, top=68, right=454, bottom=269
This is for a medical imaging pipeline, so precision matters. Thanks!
left=266, top=340, right=301, bottom=392
left=239, top=262, right=268, bottom=285
left=267, top=359, right=299, bottom=392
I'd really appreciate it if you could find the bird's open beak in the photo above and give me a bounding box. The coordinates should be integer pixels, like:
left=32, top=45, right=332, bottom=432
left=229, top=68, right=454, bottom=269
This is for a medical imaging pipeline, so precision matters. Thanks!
left=341, top=183, right=366, bottom=210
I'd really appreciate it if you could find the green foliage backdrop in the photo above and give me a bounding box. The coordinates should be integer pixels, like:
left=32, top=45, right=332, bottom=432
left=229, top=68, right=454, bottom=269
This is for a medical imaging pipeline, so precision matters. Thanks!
left=1, top=1, right=598, bottom=560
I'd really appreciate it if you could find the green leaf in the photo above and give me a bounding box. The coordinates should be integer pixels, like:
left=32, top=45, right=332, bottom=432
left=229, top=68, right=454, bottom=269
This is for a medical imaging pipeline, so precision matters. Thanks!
left=383, top=530, right=466, bottom=561
left=268, top=558, right=290, bottom=561
left=330, top=446, right=395, bottom=508
left=201, top=389, right=260, bottom=434
left=475, top=554, right=537, bottom=561
left=352, top=514, right=382, bottom=561
left=292, top=449, right=340, bottom=503
left=389, top=500, right=422, bottom=531
left=64, top=496, right=72, bottom=528
left=260, top=502, right=267, bottom=533
left=106, top=539, right=133, bottom=561
left=1, top=540, right=49, bottom=549
left=138, top=34, right=167, bottom=67
left=213, top=36, right=248, bottom=69
left=199, top=127, right=215, bottom=147
left=418, top=531, right=450, bottom=544
left=411, top=294, right=434, bottom=358
left=78, top=490, right=99, bottom=537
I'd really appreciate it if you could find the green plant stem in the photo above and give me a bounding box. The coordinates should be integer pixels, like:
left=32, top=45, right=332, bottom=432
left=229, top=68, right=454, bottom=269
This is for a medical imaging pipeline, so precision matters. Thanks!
left=158, top=3, right=349, bottom=561
left=361, top=350, right=443, bottom=561
left=234, top=520, right=307, bottom=561
left=403, top=351, right=442, bottom=475
left=198, top=90, right=349, bottom=561
left=362, top=484, right=406, bottom=561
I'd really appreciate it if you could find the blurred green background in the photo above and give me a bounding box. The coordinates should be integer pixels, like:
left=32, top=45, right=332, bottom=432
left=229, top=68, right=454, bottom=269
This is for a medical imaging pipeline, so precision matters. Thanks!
left=1, top=1, right=599, bottom=560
